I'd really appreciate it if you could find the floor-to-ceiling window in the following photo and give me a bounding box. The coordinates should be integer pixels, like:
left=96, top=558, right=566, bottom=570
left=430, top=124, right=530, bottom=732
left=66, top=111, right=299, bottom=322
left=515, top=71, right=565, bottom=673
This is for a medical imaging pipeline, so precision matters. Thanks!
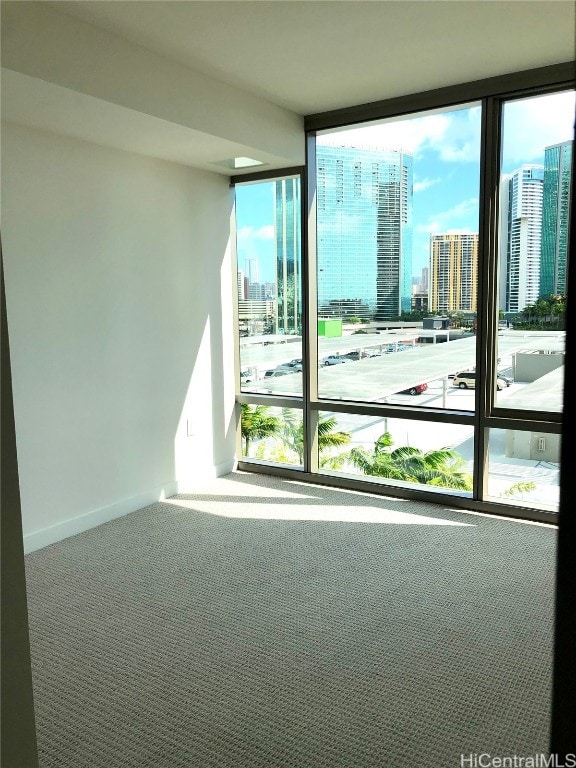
left=234, top=173, right=306, bottom=468
left=233, top=65, right=574, bottom=523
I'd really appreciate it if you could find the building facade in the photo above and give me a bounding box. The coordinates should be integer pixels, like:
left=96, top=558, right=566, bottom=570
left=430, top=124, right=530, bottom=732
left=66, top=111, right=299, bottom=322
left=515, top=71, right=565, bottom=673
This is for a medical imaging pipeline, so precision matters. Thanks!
left=429, top=233, right=478, bottom=313
left=316, top=144, right=413, bottom=322
left=274, top=177, right=302, bottom=334
left=499, top=165, right=544, bottom=313
left=540, top=140, right=573, bottom=299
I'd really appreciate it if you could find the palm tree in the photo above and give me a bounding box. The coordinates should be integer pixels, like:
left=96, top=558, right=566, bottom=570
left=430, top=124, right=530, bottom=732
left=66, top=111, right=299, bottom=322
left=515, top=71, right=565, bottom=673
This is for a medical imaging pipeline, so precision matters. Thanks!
left=550, top=294, right=566, bottom=329
left=349, top=432, right=473, bottom=491
left=534, top=299, right=550, bottom=327
left=240, top=403, right=281, bottom=457
left=279, top=409, right=351, bottom=466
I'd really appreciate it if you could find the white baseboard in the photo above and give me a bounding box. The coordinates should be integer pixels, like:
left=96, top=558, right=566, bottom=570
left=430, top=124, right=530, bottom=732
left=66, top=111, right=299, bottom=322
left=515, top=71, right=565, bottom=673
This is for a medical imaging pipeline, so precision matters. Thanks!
left=171, top=458, right=237, bottom=494
left=24, top=481, right=179, bottom=554
left=214, top=458, right=236, bottom=477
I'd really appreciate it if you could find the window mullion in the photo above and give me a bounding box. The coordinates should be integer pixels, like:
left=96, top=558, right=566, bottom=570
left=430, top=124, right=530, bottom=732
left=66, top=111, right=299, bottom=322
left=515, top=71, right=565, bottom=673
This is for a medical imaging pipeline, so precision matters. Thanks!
left=303, top=134, right=319, bottom=473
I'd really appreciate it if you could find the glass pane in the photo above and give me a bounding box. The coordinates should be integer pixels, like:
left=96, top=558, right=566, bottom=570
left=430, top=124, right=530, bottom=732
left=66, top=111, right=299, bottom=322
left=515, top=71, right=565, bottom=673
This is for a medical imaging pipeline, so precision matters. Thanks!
left=486, top=428, right=560, bottom=513
left=496, top=89, right=574, bottom=412
left=240, top=405, right=303, bottom=467
left=316, top=104, right=481, bottom=409
left=317, top=411, right=474, bottom=496
left=235, top=178, right=303, bottom=396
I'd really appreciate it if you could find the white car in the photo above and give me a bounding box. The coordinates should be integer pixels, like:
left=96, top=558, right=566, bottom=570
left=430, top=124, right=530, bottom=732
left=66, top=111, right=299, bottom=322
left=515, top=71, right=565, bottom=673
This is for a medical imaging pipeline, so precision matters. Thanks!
left=453, top=371, right=509, bottom=390
left=322, top=355, right=349, bottom=366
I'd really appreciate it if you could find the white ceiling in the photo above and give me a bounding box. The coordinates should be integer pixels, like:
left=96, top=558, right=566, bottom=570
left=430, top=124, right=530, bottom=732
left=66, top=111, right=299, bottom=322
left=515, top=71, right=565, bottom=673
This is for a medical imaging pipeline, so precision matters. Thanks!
left=48, top=0, right=576, bottom=114
left=2, top=1, right=575, bottom=174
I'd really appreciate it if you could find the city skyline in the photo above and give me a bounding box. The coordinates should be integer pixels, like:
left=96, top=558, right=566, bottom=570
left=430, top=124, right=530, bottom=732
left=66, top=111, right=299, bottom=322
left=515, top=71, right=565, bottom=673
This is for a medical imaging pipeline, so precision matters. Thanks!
left=236, top=90, right=574, bottom=309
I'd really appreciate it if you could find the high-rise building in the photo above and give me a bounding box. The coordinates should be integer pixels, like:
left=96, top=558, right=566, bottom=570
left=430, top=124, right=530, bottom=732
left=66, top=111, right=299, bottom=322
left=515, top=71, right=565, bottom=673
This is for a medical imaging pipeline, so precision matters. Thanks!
left=411, top=291, right=428, bottom=313
left=499, top=164, right=544, bottom=313
left=316, top=144, right=413, bottom=322
left=245, top=257, right=260, bottom=286
left=417, top=266, right=429, bottom=294
left=429, top=233, right=478, bottom=313
left=274, top=178, right=301, bottom=334
left=237, top=270, right=246, bottom=301
left=248, top=283, right=267, bottom=301
left=540, top=141, right=573, bottom=299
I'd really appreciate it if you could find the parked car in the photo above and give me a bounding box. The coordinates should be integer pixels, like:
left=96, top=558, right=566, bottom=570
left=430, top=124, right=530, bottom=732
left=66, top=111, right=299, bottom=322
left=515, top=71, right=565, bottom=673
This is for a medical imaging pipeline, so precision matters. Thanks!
left=322, top=355, right=349, bottom=366
left=453, top=371, right=509, bottom=390
left=343, top=350, right=369, bottom=361
left=286, top=359, right=303, bottom=371
left=396, top=383, right=428, bottom=396
left=240, top=370, right=252, bottom=384
left=264, top=366, right=293, bottom=378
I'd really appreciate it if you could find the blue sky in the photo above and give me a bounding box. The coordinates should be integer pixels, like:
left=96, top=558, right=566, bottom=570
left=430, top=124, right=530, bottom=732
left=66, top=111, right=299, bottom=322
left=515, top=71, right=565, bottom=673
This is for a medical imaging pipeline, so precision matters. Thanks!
left=236, top=90, right=575, bottom=283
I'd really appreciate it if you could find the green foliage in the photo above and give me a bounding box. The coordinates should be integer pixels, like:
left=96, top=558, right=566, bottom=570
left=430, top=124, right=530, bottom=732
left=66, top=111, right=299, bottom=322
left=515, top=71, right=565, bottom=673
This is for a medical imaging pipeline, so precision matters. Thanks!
left=253, top=441, right=295, bottom=464
left=516, top=294, right=566, bottom=329
left=279, top=409, right=351, bottom=465
left=316, top=414, right=353, bottom=468
left=241, top=407, right=352, bottom=466
left=500, top=481, right=537, bottom=499
left=242, top=409, right=542, bottom=501
left=240, top=404, right=281, bottom=457
left=349, top=432, right=473, bottom=490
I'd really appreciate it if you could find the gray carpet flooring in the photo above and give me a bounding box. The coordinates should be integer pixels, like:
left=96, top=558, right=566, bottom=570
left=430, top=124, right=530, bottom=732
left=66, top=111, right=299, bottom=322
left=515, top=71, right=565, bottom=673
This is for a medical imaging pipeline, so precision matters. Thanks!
left=24, top=470, right=557, bottom=768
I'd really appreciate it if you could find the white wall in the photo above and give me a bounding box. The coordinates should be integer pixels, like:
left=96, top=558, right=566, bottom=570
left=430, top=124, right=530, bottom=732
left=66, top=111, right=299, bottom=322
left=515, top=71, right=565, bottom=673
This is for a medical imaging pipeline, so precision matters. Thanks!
left=1, top=122, right=236, bottom=552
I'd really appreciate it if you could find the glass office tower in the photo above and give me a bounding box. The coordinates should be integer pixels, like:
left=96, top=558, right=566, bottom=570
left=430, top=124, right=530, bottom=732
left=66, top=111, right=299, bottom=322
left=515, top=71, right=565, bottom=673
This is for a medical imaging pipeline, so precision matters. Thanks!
left=316, top=144, right=413, bottom=322
left=540, top=140, right=573, bottom=299
left=274, top=178, right=302, bottom=334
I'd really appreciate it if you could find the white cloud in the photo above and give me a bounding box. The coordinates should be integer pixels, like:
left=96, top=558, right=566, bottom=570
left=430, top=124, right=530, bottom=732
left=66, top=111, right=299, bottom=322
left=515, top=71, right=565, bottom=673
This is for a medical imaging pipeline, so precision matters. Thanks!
left=320, top=113, right=451, bottom=155
left=502, top=91, right=576, bottom=168
left=442, top=198, right=479, bottom=218
left=432, top=106, right=481, bottom=163
left=319, top=105, right=482, bottom=164
left=438, top=141, right=478, bottom=162
left=237, top=225, right=274, bottom=241
left=416, top=198, right=479, bottom=234
left=413, top=176, right=442, bottom=193
left=416, top=221, right=440, bottom=234
left=318, top=93, right=574, bottom=171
